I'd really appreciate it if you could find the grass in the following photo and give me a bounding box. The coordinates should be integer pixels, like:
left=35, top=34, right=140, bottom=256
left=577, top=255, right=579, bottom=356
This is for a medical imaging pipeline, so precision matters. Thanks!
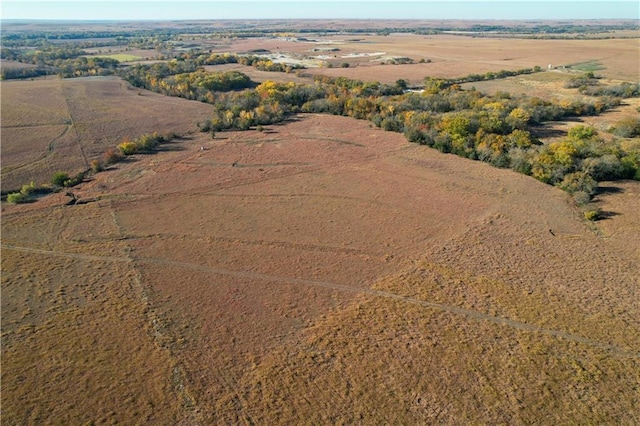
left=91, top=53, right=143, bottom=62
left=566, top=60, right=606, bottom=72
left=2, top=30, right=639, bottom=424
left=1, top=206, right=185, bottom=424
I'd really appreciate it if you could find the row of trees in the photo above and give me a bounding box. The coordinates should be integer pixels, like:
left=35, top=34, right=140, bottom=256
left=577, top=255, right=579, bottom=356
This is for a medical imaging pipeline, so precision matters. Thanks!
left=5, top=132, right=177, bottom=203
left=424, top=66, right=542, bottom=90
left=1, top=46, right=120, bottom=79
left=566, top=72, right=640, bottom=98
left=195, top=75, right=638, bottom=204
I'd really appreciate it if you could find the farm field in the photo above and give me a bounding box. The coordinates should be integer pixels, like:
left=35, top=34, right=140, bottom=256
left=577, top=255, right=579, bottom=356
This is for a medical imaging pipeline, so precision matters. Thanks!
left=2, top=19, right=640, bottom=424
left=213, top=33, right=640, bottom=83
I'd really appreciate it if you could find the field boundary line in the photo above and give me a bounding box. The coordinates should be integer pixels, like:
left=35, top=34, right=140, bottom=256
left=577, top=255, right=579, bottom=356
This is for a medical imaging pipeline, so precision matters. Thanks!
left=60, top=81, right=89, bottom=168
left=3, top=243, right=638, bottom=359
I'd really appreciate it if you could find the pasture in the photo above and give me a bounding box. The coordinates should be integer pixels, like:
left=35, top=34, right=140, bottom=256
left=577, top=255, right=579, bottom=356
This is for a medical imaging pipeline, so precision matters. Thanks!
left=1, top=77, right=212, bottom=191
left=90, top=53, right=143, bottom=62
left=1, top=20, right=639, bottom=424
left=3, top=113, right=639, bottom=423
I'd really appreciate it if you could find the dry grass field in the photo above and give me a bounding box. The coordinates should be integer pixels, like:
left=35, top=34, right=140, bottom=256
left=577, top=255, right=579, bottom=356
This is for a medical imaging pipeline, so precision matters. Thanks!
left=3, top=113, right=639, bottom=424
left=1, top=77, right=213, bottom=191
left=216, top=33, right=640, bottom=84
left=2, top=24, right=640, bottom=424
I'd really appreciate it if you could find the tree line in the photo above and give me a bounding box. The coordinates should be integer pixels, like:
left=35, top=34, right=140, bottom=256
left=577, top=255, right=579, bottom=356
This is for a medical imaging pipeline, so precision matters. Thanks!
left=112, top=54, right=640, bottom=202
left=3, top=41, right=638, bottom=213
left=195, top=74, right=639, bottom=210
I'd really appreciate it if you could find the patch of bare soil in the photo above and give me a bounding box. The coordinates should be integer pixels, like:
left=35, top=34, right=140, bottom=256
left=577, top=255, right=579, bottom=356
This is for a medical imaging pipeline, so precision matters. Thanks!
left=2, top=114, right=638, bottom=424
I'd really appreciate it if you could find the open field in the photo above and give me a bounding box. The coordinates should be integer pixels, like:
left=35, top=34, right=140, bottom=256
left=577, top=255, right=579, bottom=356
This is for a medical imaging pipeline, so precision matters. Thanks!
left=211, top=33, right=640, bottom=84
left=2, top=21, right=640, bottom=424
left=1, top=77, right=213, bottom=191
left=91, top=53, right=143, bottom=62
left=2, top=112, right=639, bottom=423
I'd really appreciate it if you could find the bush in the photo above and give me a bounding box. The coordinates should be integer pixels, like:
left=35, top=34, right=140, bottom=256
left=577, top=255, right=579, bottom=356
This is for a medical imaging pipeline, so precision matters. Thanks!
left=620, top=154, right=640, bottom=180
left=51, top=172, right=70, bottom=186
left=380, top=117, right=402, bottom=132
left=584, top=208, right=602, bottom=221
left=558, top=172, right=598, bottom=196
left=580, top=155, right=625, bottom=181
left=572, top=191, right=592, bottom=206
left=19, top=181, right=38, bottom=196
left=136, top=133, right=160, bottom=151
left=508, top=147, right=533, bottom=175
left=610, top=117, right=640, bottom=138
left=103, top=147, right=124, bottom=165
left=64, top=171, right=86, bottom=187
left=90, top=159, right=104, bottom=173
left=6, top=192, right=29, bottom=204
left=6, top=182, right=41, bottom=203
left=118, top=141, right=138, bottom=155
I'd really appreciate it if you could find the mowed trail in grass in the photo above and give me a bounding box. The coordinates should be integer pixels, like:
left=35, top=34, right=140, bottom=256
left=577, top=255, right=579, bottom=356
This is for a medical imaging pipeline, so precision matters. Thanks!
left=3, top=113, right=638, bottom=424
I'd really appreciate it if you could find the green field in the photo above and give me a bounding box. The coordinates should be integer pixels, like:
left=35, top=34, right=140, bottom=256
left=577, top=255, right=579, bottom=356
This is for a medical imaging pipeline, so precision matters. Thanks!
left=92, top=53, right=142, bottom=62
left=566, top=60, right=606, bottom=72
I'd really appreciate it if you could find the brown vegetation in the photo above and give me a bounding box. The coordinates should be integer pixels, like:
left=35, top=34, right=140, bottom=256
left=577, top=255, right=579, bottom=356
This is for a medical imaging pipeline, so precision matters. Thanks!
left=2, top=23, right=639, bottom=424
left=1, top=77, right=212, bottom=191
left=3, top=113, right=639, bottom=423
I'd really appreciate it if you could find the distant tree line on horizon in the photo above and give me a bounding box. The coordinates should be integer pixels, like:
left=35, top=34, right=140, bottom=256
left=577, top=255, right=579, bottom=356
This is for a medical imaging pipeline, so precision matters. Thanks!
left=2, top=20, right=637, bottom=50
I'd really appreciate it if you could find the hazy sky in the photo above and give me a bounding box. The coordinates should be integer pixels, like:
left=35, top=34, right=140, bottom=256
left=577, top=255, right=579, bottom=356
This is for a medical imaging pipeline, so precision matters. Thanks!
left=2, top=1, right=639, bottom=21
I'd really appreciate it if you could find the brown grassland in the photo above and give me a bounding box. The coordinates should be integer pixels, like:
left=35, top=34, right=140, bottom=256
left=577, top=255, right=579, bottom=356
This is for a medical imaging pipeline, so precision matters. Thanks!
left=2, top=24, right=640, bottom=424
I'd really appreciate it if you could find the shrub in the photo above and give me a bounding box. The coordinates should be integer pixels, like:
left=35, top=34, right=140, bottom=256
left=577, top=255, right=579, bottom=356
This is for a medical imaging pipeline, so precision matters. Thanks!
left=51, top=172, right=70, bottom=186
left=584, top=208, right=602, bottom=221
left=404, top=127, right=426, bottom=144
left=620, top=154, right=640, bottom=180
left=580, top=155, right=625, bottom=181
left=6, top=192, right=29, bottom=204
left=19, top=181, right=38, bottom=196
left=380, top=117, right=402, bottom=132
left=558, top=172, right=598, bottom=196
left=90, top=159, right=104, bottom=173
left=103, top=147, right=124, bottom=165
left=64, top=171, right=86, bottom=187
left=572, top=191, right=592, bottom=206
left=508, top=147, right=533, bottom=175
left=610, top=117, right=640, bottom=138
left=118, top=141, right=138, bottom=155
left=135, top=133, right=159, bottom=151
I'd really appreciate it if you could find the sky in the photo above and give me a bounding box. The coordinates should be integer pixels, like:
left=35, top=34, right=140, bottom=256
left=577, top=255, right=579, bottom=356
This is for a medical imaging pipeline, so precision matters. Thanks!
left=1, top=1, right=639, bottom=21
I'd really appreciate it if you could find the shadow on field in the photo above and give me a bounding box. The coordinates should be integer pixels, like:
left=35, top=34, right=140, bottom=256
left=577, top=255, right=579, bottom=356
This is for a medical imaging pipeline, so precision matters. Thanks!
left=156, top=139, right=186, bottom=152
left=530, top=124, right=567, bottom=140
left=596, top=185, right=624, bottom=196
left=598, top=210, right=620, bottom=220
